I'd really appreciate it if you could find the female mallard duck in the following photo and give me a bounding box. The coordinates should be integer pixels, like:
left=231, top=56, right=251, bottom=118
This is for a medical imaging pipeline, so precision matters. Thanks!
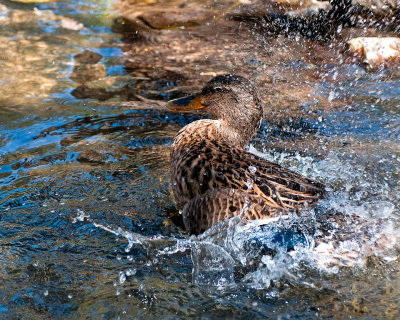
left=167, top=74, right=325, bottom=235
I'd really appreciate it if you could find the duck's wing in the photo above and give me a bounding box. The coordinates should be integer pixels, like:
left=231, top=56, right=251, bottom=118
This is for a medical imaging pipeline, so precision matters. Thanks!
left=182, top=188, right=280, bottom=235
left=208, top=142, right=325, bottom=210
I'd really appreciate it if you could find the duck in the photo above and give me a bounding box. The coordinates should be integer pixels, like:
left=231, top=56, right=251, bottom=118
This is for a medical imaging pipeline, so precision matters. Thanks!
left=167, top=74, right=325, bottom=235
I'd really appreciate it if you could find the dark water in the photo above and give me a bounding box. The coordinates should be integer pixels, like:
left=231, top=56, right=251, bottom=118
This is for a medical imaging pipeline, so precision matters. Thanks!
left=0, top=0, right=400, bottom=319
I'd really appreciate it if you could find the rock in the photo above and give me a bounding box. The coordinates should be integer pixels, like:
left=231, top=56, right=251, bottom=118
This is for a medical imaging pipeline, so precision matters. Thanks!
left=71, top=85, right=115, bottom=101
left=60, top=17, right=84, bottom=31
left=111, top=16, right=153, bottom=40
left=77, top=150, right=108, bottom=164
left=70, top=51, right=106, bottom=83
left=70, top=64, right=107, bottom=83
left=353, top=0, right=400, bottom=15
left=347, top=37, right=400, bottom=68
left=138, top=8, right=217, bottom=29
left=10, top=9, right=39, bottom=24
left=74, top=50, right=103, bottom=64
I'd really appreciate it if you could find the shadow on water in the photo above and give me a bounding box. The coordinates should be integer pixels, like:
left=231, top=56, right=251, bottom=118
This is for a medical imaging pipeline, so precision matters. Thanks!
left=0, top=0, right=400, bottom=319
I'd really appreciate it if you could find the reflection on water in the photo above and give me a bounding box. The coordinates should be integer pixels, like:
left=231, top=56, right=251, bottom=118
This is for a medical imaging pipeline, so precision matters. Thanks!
left=0, top=0, right=400, bottom=319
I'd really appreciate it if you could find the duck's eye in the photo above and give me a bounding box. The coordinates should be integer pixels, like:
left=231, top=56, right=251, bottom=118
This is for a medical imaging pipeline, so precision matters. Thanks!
left=201, top=85, right=230, bottom=96
left=211, top=87, right=229, bottom=94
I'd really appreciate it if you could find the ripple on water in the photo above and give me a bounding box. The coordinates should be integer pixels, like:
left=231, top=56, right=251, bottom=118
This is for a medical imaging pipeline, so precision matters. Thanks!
left=0, top=0, right=400, bottom=318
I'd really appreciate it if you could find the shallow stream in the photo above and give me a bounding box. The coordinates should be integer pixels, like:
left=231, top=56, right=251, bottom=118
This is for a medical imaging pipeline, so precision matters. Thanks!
left=0, top=0, right=399, bottom=318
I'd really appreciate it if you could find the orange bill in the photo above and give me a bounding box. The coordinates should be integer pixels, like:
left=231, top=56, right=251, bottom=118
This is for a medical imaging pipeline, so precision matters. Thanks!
left=166, top=94, right=206, bottom=111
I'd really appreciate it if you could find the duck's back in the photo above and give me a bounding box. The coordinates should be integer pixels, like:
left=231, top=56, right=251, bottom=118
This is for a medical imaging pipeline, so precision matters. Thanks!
left=170, top=120, right=325, bottom=234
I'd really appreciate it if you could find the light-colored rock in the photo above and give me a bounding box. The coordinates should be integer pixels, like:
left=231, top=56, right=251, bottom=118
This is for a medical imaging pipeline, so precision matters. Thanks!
left=347, top=37, right=400, bottom=68
left=60, top=17, right=84, bottom=31
left=354, top=0, right=400, bottom=15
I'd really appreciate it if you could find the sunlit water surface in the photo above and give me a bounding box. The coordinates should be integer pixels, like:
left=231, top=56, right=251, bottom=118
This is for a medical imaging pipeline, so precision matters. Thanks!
left=0, top=0, right=400, bottom=319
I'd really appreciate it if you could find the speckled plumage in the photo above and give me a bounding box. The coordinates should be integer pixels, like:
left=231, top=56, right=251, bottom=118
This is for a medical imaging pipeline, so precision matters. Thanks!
left=169, top=74, right=325, bottom=235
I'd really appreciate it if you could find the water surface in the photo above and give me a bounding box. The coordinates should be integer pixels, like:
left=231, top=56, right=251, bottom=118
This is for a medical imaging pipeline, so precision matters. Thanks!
left=0, top=0, right=399, bottom=319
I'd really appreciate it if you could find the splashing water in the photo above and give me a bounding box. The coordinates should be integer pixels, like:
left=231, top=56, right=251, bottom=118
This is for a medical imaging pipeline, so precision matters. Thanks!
left=1, top=0, right=400, bottom=318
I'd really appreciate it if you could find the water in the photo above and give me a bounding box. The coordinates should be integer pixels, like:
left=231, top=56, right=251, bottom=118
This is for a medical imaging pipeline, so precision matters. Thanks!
left=0, top=0, right=400, bottom=318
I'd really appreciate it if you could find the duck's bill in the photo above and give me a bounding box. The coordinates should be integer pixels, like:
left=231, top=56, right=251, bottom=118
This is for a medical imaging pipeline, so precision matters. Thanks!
left=166, top=94, right=206, bottom=111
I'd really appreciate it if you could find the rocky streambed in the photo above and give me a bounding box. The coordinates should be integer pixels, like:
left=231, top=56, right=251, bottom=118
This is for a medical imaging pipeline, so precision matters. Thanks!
left=0, top=0, right=399, bottom=318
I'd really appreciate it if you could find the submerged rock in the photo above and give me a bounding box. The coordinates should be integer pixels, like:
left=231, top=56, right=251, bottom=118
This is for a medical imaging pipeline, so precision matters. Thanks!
left=74, top=50, right=102, bottom=64
left=70, top=64, right=107, bottom=83
left=77, top=150, right=109, bottom=164
left=347, top=37, right=400, bottom=68
left=70, top=51, right=107, bottom=83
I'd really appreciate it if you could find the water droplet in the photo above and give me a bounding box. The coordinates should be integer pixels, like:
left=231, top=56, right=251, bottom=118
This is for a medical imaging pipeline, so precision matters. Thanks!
left=119, top=271, right=126, bottom=284
left=248, top=165, right=257, bottom=174
left=126, top=269, right=136, bottom=276
left=246, top=179, right=253, bottom=190
left=328, top=91, right=335, bottom=102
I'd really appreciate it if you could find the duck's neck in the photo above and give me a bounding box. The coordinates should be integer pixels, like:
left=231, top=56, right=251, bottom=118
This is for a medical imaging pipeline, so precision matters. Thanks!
left=218, top=119, right=258, bottom=149
left=221, top=115, right=262, bottom=148
left=173, top=119, right=259, bottom=150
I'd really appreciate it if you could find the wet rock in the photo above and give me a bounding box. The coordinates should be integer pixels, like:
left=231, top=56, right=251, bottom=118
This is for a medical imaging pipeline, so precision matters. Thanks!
left=70, top=50, right=107, bottom=83
left=77, top=150, right=109, bottom=164
left=137, top=7, right=218, bottom=29
left=34, top=7, right=85, bottom=31
left=71, top=85, right=116, bottom=101
left=347, top=37, right=400, bottom=68
left=111, top=16, right=154, bottom=43
left=60, top=136, right=80, bottom=147
left=118, top=0, right=236, bottom=29
left=60, top=17, right=84, bottom=31
left=74, top=50, right=102, bottom=64
left=70, top=64, right=107, bottom=83
left=353, top=0, right=400, bottom=16
left=10, top=9, right=40, bottom=24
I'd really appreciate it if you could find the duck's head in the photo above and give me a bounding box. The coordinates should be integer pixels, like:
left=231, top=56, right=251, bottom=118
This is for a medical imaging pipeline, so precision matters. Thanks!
left=167, top=74, right=263, bottom=147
